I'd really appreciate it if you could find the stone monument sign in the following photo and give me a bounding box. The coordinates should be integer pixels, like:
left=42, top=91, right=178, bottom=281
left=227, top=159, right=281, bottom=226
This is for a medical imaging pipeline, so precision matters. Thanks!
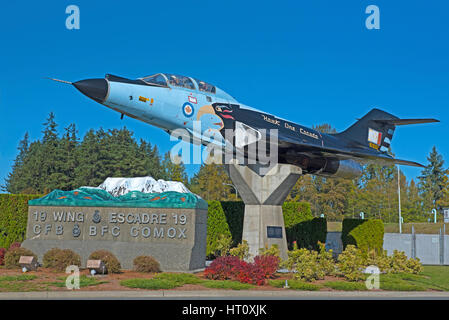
left=22, top=186, right=208, bottom=271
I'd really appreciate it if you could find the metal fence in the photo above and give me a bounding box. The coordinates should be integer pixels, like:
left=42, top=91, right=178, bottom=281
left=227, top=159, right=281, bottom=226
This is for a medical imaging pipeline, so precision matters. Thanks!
left=325, top=228, right=448, bottom=265
left=383, top=225, right=448, bottom=265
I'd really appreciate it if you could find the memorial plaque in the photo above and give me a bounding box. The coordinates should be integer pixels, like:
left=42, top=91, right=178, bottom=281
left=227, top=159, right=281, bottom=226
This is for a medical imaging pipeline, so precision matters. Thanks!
left=22, top=188, right=208, bottom=271
left=19, top=256, right=38, bottom=271
left=267, top=226, right=283, bottom=239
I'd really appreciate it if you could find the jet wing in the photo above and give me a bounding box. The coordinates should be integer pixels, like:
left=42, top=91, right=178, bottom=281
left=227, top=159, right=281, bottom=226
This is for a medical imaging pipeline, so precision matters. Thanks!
left=278, top=134, right=425, bottom=168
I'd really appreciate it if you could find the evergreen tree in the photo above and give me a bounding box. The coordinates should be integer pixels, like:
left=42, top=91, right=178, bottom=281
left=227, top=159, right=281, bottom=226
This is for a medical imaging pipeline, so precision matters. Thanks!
left=58, top=123, right=79, bottom=190
left=3, top=132, right=30, bottom=193
left=139, top=140, right=165, bottom=179
left=418, top=146, right=449, bottom=211
left=40, top=112, right=63, bottom=192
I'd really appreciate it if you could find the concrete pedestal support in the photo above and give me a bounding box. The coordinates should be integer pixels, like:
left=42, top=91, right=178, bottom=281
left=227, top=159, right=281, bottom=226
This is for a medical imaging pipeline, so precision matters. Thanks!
left=225, top=162, right=302, bottom=260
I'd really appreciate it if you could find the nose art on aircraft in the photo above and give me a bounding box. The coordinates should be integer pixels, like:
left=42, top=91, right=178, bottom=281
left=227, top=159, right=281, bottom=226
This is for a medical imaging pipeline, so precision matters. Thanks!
left=73, top=78, right=109, bottom=103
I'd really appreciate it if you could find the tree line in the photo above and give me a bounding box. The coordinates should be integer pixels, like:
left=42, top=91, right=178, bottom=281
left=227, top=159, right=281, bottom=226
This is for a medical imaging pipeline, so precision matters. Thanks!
left=3, top=114, right=449, bottom=222
left=3, top=113, right=188, bottom=194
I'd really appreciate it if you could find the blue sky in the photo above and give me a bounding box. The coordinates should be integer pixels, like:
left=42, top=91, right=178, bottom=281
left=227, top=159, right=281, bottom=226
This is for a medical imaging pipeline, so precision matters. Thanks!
left=0, top=0, right=448, bottom=186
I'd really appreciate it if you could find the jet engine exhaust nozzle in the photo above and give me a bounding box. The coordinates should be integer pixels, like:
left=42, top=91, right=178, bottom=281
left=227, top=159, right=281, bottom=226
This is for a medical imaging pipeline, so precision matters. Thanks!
left=73, top=78, right=109, bottom=103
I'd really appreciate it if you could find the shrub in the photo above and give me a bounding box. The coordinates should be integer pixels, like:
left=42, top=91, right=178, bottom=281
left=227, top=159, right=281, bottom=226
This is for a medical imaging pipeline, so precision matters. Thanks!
left=88, top=250, right=121, bottom=273
left=0, top=248, right=6, bottom=265
left=337, top=245, right=364, bottom=281
left=406, top=257, right=423, bottom=274
left=236, top=262, right=266, bottom=285
left=204, top=255, right=272, bottom=286
left=259, top=244, right=280, bottom=257
left=253, top=255, right=280, bottom=279
left=4, top=247, right=37, bottom=269
left=43, top=248, right=81, bottom=271
left=229, top=241, right=249, bottom=260
left=281, top=248, right=324, bottom=282
left=283, top=202, right=326, bottom=250
left=220, top=201, right=245, bottom=246
left=365, top=249, right=392, bottom=273
left=317, top=242, right=335, bottom=276
left=0, top=194, right=41, bottom=249
left=350, top=219, right=384, bottom=254
left=342, top=219, right=384, bottom=254
left=9, top=242, right=21, bottom=250
left=388, top=250, right=423, bottom=274
left=390, top=250, right=409, bottom=273
left=133, top=256, right=160, bottom=273
left=214, top=234, right=232, bottom=257
left=341, top=219, right=364, bottom=249
left=206, top=201, right=232, bottom=257
left=204, top=256, right=244, bottom=280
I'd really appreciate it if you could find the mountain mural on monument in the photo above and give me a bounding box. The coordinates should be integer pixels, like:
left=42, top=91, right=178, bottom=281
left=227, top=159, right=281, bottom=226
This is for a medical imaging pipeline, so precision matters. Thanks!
left=28, top=177, right=204, bottom=209
left=95, top=176, right=191, bottom=197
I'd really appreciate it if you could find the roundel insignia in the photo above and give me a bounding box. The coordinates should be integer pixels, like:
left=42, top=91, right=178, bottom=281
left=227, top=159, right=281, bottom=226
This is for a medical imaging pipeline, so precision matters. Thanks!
left=182, top=102, right=194, bottom=118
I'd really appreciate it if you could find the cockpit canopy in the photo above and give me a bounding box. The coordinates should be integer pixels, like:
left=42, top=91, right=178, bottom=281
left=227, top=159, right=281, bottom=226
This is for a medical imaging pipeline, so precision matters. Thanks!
left=140, top=73, right=216, bottom=94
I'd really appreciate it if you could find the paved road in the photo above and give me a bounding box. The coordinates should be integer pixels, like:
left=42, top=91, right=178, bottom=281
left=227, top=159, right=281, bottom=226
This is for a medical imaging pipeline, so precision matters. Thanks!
left=1, top=290, right=449, bottom=300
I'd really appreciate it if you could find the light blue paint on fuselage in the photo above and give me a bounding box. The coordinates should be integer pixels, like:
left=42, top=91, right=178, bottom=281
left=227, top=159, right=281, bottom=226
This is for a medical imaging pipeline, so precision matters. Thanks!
left=103, top=80, right=231, bottom=141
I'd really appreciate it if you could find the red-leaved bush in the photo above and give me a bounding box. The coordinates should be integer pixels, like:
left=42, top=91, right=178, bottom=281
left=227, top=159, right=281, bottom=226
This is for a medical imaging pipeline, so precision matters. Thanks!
left=205, top=255, right=279, bottom=286
left=253, top=255, right=280, bottom=279
left=236, top=263, right=266, bottom=285
left=8, top=242, right=21, bottom=250
left=0, top=248, right=6, bottom=265
left=204, top=256, right=245, bottom=280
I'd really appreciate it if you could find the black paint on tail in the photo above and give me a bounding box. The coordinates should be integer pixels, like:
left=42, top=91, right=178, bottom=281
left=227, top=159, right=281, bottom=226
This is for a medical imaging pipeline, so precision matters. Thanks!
left=335, top=109, right=398, bottom=152
left=335, top=108, right=438, bottom=152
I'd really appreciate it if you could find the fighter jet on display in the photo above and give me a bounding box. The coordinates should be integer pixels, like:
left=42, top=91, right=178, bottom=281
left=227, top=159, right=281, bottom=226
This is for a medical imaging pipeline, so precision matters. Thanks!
left=50, top=73, right=439, bottom=179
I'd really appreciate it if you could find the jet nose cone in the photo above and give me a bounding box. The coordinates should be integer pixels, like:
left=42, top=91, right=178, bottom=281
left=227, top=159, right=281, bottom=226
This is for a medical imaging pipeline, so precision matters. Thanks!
left=73, top=78, right=108, bottom=103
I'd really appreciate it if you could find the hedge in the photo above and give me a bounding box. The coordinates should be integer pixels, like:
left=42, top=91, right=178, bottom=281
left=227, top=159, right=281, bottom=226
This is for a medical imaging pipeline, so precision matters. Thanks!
left=206, top=200, right=232, bottom=257
left=283, top=202, right=326, bottom=250
left=220, top=201, right=245, bottom=246
left=342, top=218, right=384, bottom=254
left=0, top=194, right=41, bottom=249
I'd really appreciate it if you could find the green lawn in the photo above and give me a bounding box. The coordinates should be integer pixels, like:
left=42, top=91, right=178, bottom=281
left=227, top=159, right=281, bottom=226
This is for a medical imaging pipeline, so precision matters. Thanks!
left=321, top=266, right=449, bottom=292
left=47, top=275, right=108, bottom=288
left=120, top=272, right=205, bottom=290
left=269, top=279, right=320, bottom=291
left=323, top=281, right=367, bottom=291
left=1, top=266, right=449, bottom=292
left=0, top=274, right=46, bottom=292
left=201, top=280, right=254, bottom=290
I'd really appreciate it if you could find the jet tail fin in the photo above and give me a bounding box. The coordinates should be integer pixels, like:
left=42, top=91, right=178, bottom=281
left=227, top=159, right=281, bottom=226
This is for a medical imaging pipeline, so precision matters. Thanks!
left=335, top=108, right=439, bottom=152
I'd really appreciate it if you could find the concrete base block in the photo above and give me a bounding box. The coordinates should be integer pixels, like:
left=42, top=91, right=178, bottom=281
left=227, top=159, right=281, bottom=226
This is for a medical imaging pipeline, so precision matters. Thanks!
left=243, top=205, right=289, bottom=260
left=226, top=162, right=302, bottom=260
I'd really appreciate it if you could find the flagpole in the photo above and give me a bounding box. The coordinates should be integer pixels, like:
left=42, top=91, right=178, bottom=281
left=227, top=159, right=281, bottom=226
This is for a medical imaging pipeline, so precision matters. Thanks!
left=398, top=165, right=402, bottom=234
